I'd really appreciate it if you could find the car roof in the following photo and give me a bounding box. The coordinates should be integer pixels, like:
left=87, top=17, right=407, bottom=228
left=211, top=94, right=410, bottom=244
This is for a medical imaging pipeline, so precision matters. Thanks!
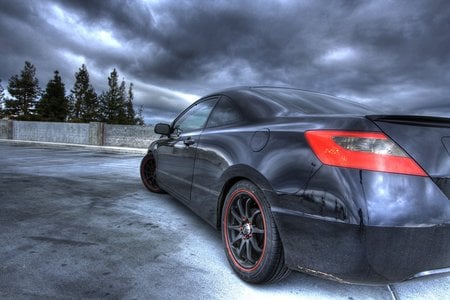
left=205, top=86, right=375, bottom=118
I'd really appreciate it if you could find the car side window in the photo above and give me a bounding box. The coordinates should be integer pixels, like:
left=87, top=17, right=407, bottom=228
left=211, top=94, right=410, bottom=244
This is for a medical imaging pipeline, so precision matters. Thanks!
left=173, top=98, right=218, bottom=134
left=206, top=97, right=243, bottom=128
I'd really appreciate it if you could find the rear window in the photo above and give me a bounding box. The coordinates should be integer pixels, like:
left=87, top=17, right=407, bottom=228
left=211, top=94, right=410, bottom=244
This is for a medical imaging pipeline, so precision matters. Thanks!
left=255, top=88, right=373, bottom=115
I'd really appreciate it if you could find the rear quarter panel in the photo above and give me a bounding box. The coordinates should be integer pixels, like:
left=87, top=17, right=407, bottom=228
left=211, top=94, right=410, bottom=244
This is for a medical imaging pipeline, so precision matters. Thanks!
left=189, top=116, right=382, bottom=227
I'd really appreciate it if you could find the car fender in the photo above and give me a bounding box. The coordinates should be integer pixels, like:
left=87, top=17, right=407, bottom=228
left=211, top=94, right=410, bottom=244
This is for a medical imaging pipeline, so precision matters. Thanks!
left=147, top=139, right=161, bottom=154
left=216, top=164, right=275, bottom=228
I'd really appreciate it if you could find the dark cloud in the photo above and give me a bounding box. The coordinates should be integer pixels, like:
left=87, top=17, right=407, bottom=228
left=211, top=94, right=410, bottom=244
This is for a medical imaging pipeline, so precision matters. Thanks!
left=1, top=0, right=449, bottom=122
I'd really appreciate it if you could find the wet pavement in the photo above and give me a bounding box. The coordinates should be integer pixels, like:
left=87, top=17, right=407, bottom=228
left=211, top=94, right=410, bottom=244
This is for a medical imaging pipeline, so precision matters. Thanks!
left=0, top=141, right=449, bottom=299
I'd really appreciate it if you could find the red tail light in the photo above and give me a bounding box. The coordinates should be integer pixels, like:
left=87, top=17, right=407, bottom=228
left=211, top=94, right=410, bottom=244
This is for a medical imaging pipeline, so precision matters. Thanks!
left=305, top=130, right=427, bottom=176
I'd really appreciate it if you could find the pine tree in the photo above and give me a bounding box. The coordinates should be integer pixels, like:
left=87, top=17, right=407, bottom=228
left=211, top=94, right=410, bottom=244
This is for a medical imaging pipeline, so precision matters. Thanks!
left=0, top=80, right=4, bottom=118
left=66, top=94, right=75, bottom=120
left=125, top=82, right=136, bottom=125
left=135, top=105, right=145, bottom=126
left=36, top=71, right=68, bottom=122
left=99, top=69, right=127, bottom=124
left=0, top=79, right=3, bottom=100
left=5, top=61, right=41, bottom=120
left=118, top=79, right=127, bottom=124
left=71, top=64, right=99, bottom=122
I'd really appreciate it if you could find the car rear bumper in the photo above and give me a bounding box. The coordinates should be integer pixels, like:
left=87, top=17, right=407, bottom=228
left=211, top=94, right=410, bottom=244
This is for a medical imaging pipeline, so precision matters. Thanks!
left=272, top=209, right=450, bottom=284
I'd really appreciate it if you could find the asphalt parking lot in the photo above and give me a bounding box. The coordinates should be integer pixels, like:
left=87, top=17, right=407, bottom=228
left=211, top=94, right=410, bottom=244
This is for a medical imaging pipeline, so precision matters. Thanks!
left=0, top=141, right=449, bottom=299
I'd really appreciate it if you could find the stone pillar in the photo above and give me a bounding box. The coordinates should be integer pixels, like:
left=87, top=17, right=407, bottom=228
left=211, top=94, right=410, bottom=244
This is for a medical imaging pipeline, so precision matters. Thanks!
left=89, top=122, right=105, bottom=146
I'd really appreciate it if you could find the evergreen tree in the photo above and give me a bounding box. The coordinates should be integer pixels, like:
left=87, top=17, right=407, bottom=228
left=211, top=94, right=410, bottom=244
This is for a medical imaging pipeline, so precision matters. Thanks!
left=135, top=105, right=145, bottom=126
left=0, top=80, right=4, bottom=118
left=5, top=61, right=41, bottom=120
left=125, top=82, right=136, bottom=125
left=66, top=94, right=75, bottom=120
left=118, top=79, right=127, bottom=123
left=99, top=69, right=127, bottom=124
left=36, top=71, right=68, bottom=122
left=71, top=64, right=99, bottom=122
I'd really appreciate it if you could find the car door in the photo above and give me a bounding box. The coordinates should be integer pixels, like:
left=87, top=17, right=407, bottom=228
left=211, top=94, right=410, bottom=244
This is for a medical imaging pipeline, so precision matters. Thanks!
left=156, top=97, right=219, bottom=202
left=189, top=96, right=245, bottom=225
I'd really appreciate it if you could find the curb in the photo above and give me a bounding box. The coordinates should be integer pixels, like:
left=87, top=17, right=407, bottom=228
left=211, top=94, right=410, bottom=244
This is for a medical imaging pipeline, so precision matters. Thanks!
left=0, top=139, right=148, bottom=155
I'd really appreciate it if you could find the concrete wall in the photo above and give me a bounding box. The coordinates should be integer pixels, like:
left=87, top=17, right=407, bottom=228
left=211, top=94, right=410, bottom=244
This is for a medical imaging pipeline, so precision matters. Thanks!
left=13, top=121, right=90, bottom=145
left=104, top=124, right=158, bottom=148
left=0, top=120, right=13, bottom=139
left=0, top=120, right=157, bottom=148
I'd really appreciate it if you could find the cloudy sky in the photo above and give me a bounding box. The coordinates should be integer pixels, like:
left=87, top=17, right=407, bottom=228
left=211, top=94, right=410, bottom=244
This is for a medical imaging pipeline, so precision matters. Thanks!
left=0, top=0, right=449, bottom=123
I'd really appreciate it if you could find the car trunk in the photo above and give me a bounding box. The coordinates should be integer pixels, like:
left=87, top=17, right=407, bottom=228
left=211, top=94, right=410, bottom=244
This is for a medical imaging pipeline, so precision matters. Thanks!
left=369, top=115, right=450, bottom=199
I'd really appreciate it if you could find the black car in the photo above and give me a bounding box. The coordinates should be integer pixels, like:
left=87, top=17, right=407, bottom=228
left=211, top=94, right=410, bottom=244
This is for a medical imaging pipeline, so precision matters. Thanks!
left=140, top=86, right=450, bottom=284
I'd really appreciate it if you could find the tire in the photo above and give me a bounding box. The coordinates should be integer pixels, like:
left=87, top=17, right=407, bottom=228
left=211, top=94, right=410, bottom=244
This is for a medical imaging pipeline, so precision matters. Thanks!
left=140, top=153, right=165, bottom=193
left=221, top=180, right=290, bottom=283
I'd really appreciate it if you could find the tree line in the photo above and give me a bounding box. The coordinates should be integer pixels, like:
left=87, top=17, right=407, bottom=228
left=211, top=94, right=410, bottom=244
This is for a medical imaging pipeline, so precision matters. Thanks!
left=0, top=61, right=144, bottom=125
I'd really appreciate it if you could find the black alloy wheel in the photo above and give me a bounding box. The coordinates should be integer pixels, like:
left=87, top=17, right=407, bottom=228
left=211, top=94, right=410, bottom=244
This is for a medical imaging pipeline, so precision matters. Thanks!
left=222, top=180, right=290, bottom=283
left=225, top=188, right=265, bottom=269
left=140, top=153, right=164, bottom=193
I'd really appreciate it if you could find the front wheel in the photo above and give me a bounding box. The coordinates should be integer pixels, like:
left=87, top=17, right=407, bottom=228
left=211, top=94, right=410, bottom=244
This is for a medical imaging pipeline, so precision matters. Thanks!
left=140, top=153, right=165, bottom=193
left=221, top=180, right=290, bottom=283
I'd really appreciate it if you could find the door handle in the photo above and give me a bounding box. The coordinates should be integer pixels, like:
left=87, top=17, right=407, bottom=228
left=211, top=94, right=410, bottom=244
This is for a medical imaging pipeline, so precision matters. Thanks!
left=184, top=138, right=195, bottom=146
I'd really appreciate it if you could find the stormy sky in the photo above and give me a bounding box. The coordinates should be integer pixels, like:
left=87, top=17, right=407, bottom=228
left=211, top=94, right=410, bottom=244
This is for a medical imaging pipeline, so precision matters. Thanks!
left=0, top=0, right=449, bottom=123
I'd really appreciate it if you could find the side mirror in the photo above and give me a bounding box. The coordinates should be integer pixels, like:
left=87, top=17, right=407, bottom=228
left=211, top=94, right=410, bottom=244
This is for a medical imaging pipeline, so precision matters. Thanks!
left=154, top=123, right=171, bottom=136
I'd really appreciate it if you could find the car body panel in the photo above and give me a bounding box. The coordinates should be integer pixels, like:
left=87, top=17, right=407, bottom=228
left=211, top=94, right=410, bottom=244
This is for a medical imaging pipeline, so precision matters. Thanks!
left=156, top=131, right=200, bottom=203
left=371, top=115, right=450, bottom=177
left=272, top=209, right=450, bottom=284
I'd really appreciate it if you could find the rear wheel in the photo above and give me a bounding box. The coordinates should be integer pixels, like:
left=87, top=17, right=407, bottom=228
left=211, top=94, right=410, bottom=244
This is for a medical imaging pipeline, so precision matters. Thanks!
left=221, top=180, right=290, bottom=283
left=140, top=153, right=164, bottom=193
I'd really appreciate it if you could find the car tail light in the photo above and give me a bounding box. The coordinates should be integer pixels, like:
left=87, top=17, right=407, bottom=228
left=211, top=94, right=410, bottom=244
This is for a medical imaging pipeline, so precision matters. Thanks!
left=305, top=130, right=427, bottom=176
